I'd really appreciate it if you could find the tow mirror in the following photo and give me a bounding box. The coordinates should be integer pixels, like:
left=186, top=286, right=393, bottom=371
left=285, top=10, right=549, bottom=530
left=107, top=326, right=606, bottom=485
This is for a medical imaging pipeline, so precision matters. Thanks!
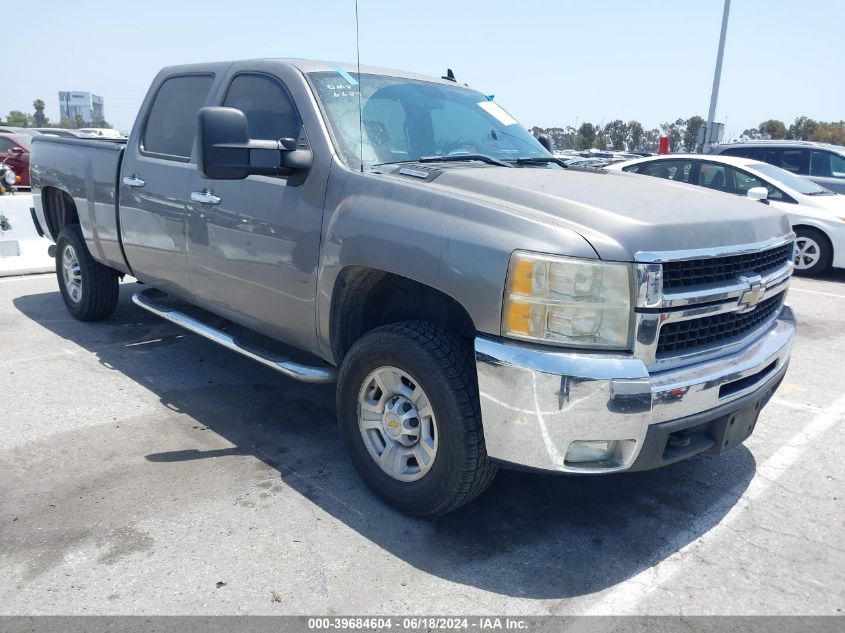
left=747, top=186, right=769, bottom=203
left=196, top=106, right=312, bottom=180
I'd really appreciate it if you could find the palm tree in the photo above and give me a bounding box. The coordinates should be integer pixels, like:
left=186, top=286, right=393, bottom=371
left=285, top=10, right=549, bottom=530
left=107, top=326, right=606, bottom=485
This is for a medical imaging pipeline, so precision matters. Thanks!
left=33, top=99, right=48, bottom=127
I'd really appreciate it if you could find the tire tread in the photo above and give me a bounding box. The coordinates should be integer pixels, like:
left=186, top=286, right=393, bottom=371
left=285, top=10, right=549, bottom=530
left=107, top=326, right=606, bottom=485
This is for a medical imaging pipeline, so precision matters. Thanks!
left=56, top=224, right=120, bottom=321
left=338, top=321, right=497, bottom=516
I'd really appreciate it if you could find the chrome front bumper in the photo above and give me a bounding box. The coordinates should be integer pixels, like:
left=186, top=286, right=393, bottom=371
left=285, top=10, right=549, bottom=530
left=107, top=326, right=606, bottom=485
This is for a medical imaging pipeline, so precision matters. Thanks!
left=475, top=305, right=795, bottom=474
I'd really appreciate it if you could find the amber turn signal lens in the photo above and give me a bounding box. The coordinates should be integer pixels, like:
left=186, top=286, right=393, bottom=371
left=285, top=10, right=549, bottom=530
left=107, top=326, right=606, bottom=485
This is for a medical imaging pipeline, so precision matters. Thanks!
left=510, top=258, right=535, bottom=296
left=506, top=301, right=533, bottom=334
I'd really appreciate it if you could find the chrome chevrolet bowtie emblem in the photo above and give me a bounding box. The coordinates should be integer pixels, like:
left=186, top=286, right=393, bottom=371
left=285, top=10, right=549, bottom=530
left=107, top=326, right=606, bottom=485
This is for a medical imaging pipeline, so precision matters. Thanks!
left=737, top=274, right=765, bottom=311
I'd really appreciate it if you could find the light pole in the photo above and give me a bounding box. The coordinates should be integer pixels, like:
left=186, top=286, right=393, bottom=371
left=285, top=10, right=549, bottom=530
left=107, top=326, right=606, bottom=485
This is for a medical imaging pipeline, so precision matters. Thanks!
left=703, top=0, right=731, bottom=152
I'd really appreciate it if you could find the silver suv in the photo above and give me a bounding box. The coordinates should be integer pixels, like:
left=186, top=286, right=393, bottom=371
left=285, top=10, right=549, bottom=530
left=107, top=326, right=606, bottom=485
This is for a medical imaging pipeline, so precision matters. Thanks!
left=710, top=140, right=845, bottom=194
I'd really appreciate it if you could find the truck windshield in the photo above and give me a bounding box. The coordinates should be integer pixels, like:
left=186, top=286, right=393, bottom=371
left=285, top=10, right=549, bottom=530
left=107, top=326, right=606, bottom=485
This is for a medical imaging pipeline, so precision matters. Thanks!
left=308, top=71, right=549, bottom=171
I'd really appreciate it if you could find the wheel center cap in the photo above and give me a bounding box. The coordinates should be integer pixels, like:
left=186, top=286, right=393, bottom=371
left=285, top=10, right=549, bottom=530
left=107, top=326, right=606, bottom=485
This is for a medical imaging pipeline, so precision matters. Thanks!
left=382, top=395, right=420, bottom=446
left=383, top=413, right=402, bottom=438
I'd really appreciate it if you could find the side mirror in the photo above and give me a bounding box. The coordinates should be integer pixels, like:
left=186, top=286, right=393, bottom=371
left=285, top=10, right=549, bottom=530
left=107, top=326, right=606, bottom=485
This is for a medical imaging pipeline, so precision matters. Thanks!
left=747, top=186, right=769, bottom=203
left=8, top=147, right=24, bottom=156
left=537, top=133, right=554, bottom=153
left=196, top=106, right=312, bottom=180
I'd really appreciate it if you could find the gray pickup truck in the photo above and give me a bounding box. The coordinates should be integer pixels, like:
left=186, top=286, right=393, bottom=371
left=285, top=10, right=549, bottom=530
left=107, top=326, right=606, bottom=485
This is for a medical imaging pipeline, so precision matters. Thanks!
left=30, top=59, right=796, bottom=516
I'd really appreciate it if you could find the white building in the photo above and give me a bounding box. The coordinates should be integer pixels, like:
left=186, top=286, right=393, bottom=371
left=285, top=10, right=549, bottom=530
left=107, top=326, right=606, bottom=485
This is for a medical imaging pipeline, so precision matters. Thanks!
left=58, top=91, right=104, bottom=125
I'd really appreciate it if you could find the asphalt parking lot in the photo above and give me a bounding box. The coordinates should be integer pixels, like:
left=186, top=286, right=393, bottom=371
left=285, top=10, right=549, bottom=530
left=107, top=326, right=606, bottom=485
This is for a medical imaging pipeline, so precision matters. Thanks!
left=1, top=271, right=843, bottom=616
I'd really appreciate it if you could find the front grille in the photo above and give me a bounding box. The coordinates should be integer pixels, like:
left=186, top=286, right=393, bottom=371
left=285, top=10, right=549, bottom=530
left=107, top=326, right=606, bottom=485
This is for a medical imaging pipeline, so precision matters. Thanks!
left=657, top=292, right=784, bottom=355
left=662, top=243, right=792, bottom=290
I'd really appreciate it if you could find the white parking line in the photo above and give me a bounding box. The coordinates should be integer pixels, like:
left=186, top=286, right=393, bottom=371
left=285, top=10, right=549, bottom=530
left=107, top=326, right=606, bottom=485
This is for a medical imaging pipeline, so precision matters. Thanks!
left=575, top=392, right=845, bottom=617
left=770, top=397, right=824, bottom=413
left=789, top=286, right=845, bottom=299
left=0, top=273, right=54, bottom=283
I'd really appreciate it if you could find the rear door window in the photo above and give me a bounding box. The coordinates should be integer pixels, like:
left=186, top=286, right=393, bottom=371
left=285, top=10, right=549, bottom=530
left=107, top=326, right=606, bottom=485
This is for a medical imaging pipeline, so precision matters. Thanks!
left=143, top=74, right=214, bottom=159
left=721, top=147, right=755, bottom=159
left=810, top=150, right=845, bottom=179
left=778, top=149, right=810, bottom=174
left=721, top=147, right=781, bottom=167
left=697, top=162, right=728, bottom=192
left=635, top=159, right=693, bottom=183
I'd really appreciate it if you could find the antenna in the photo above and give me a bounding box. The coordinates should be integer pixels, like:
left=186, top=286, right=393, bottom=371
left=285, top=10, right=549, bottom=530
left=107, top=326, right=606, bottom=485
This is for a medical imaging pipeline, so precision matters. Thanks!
left=355, top=0, right=363, bottom=172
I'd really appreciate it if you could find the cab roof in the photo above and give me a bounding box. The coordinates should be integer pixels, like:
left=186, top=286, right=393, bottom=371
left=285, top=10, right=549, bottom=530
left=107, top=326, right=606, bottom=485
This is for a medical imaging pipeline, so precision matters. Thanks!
left=160, top=58, right=467, bottom=89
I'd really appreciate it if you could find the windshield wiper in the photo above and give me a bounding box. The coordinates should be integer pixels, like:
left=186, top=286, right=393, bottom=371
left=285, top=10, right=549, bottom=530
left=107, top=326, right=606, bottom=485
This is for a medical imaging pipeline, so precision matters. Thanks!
left=371, top=160, right=418, bottom=169
left=804, top=190, right=834, bottom=196
left=418, top=154, right=513, bottom=168
left=508, top=156, right=569, bottom=168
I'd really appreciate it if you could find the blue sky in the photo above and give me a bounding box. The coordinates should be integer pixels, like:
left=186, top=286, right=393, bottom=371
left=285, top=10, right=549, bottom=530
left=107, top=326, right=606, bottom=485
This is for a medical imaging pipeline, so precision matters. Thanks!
left=4, top=0, right=842, bottom=137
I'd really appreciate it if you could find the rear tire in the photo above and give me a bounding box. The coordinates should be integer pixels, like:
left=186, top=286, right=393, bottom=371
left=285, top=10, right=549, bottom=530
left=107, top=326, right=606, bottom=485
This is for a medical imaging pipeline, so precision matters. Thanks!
left=337, top=322, right=497, bottom=516
left=793, top=227, right=832, bottom=276
left=55, top=224, right=120, bottom=321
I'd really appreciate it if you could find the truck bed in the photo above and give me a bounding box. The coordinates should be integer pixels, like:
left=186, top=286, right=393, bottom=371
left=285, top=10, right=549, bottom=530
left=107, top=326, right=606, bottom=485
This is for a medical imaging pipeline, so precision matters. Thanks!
left=30, top=134, right=130, bottom=273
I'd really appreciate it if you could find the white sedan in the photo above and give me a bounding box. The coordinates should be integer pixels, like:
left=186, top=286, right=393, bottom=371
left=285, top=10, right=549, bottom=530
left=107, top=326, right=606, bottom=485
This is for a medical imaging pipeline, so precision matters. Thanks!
left=605, top=154, right=845, bottom=276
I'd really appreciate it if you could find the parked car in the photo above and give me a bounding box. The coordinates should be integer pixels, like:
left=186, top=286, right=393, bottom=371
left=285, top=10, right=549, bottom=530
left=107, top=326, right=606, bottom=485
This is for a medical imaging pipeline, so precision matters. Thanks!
left=76, top=127, right=126, bottom=140
left=0, top=133, right=31, bottom=187
left=606, top=154, right=845, bottom=276
left=0, top=126, right=31, bottom=134
left=30, top=128, right=86, bottom=138
left=710, top=140, right=845, bottom=195
left=564, top=157, right=609, bottom=168
left=30, top=59, right=795, bottom=515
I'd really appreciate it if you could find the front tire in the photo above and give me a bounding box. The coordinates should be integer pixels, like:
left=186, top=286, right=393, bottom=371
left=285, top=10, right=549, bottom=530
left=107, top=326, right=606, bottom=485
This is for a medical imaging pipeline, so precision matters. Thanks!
left=337, top=322, right=497, bottom=516
left=55, top=224, right=120, bottom=321
left=793, top=227, right=832, bottom=276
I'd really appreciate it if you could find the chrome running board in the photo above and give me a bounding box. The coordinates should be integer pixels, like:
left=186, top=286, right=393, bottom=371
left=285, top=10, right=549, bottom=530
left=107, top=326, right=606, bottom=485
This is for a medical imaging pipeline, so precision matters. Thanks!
left=132, top=288, right=337, bottom=384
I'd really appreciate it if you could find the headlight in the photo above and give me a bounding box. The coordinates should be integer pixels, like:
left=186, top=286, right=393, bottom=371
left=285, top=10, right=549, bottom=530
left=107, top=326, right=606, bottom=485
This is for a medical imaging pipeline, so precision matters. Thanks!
left=502, top=251, right=633, bottom=349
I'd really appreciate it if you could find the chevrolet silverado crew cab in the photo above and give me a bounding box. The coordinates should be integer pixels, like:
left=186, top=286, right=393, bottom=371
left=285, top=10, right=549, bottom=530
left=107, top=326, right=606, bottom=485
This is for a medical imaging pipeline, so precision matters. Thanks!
left=30, top=59, right=796, bottom=516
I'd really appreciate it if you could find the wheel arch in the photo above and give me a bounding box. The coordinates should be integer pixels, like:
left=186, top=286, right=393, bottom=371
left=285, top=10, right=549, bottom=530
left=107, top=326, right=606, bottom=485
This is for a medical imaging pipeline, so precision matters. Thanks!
left=40, top=186, right=79, bottom=241
left=792, top=223, right=835, bottom=273
left=329, top=266, right=477, bottom=365
left=793, top=222, right=833, bottom=253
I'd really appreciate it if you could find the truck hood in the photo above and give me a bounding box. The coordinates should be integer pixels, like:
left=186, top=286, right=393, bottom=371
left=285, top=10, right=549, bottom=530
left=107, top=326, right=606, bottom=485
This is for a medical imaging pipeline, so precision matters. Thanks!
left=421, top=166, right=793, bottom=261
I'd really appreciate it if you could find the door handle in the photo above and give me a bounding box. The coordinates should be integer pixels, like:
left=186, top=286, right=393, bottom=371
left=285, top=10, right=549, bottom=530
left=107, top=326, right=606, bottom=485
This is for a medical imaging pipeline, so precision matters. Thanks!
left=122, top=175, right=145, bottom=188
left=190, top=190, right=221, bottom=205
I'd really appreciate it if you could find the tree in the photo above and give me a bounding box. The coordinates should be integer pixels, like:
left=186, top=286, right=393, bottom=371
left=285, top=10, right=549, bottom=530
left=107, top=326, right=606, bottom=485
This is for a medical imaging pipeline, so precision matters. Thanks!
left=576, top=122, right=597, bottom=150
left=660, top=119, right=684, bottom=152
left=788, top=116, right=818, bottom=140
left=73, top=114, right=85, bottom=129
left=683, top=115, right=705, bottom=152
left=6, top=110, right=30, bottom=127
left=808, top=122, right=845, bottom=146
left=759, top=119, right=787, bottom=140
left=594, top=131, right=608, bottom=150
left=604, top=119, right=628, bottom=150
left=740, top=128, right=764, bottom=140
left=531, top=126, right=575, bottom=151
left=561, top=126, right=578, bottom=150
left=641, top=128, right=661, bottom=153
left=627, top=120, right=644, bottom=151
left=32, top=99, right=48, bottom=127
